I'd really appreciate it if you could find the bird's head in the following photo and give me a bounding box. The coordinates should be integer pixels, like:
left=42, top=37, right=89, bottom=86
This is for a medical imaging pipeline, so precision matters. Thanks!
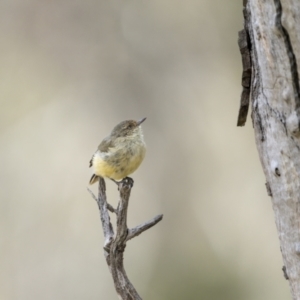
left=111, top=117, right=146, bottom=138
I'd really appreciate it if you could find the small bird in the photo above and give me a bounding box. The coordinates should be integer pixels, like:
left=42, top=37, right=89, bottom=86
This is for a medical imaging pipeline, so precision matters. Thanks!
left=89, top=118, right=147, bottom=185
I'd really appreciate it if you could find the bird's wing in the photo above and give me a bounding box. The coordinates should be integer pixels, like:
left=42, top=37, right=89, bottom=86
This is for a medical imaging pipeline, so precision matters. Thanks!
left=89, top=156, right=93, bottom=167
left=89, top=136, right=115, bottom=167
left=98, top=136, right=115, bottom=152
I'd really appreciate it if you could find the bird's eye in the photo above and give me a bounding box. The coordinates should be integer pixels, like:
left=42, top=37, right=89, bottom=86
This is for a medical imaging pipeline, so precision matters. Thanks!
left=127, top=124, right=133, bottom=129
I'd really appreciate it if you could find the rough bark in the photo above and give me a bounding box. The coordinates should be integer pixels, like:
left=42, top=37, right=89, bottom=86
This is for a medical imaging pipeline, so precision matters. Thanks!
left=238, top=0, right=300, bottom=299
left=88, top=178, right=163, bottom=299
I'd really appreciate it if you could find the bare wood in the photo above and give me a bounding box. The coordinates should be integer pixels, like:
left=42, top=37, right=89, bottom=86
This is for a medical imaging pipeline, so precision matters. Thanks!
left=87, top=179, right=114, bottom=251
left=240, top=0, right=300, bottom=298
left=126, top=214, right=163, bottom=242
left=237, top=28, right=252, bottom=126
left=88, top=177, right=163, bottom=299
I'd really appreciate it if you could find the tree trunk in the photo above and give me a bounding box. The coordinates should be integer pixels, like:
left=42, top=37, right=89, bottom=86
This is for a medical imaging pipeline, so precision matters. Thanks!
left=239, top=0, right=300, bottom=299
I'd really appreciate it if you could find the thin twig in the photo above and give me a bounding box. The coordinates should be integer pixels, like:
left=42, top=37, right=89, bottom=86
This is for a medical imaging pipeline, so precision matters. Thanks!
left=87, top=188, right=116, bottom=213
left=107, top=203, right=117, bottom=213
left=126, top=214, right=163, bottom=242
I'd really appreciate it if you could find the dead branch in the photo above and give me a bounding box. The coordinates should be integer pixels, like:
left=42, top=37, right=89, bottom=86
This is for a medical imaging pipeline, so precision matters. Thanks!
left=88, top=177, right=163, bottom=299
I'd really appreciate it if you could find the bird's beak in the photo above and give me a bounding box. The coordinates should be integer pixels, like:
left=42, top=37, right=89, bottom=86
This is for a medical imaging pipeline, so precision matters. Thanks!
left=137, top=117, right=147, bottom=126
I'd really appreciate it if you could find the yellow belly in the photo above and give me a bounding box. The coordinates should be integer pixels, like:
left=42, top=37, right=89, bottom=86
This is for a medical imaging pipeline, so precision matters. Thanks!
left=92, top=147, right=146, bottom=180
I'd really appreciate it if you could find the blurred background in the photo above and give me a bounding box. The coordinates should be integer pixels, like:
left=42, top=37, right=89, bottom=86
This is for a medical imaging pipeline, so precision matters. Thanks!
left=0, top=0, right=291, bottom=299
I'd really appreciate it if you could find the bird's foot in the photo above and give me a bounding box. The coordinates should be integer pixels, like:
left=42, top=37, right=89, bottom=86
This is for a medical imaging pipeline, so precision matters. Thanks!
left=122, top=177, right=134, bottom=188
left=110, top=177, right=134, bottom=190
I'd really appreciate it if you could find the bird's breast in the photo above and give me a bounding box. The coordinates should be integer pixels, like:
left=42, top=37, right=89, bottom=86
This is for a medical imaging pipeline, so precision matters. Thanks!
left=92, top=140, right=146, bottom=180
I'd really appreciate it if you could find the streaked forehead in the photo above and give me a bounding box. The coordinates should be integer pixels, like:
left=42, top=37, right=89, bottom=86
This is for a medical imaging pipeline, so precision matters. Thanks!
left=112, top=120, right=136, bottom=131
left=120, top=120, right=136, bottom=127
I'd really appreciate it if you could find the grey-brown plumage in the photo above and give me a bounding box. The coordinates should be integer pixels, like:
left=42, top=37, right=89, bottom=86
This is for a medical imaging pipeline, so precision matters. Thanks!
left=89, top=118, right=147, bottom=184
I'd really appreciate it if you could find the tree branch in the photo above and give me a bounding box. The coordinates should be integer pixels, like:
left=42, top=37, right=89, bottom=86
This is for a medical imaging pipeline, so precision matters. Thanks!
left=126, top=214, right=163, bottom=242
left=88, top=177, right=163, bottom=299
left=87, top=179, right=114, bottom=251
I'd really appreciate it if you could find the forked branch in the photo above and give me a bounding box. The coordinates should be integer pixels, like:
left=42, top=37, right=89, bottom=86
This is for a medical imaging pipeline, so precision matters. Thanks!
left=88, top=177, right=163, bottom=300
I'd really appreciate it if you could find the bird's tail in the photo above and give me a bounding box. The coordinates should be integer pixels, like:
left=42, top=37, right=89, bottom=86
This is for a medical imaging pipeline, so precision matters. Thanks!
left=89, top=174, right=100, bottom=185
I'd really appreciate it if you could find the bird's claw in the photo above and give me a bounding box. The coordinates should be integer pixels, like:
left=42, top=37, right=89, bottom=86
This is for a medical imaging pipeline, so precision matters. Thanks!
left=122, top=177, right=134, bottom=188
left=110, top=177, right=134, bottom=190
